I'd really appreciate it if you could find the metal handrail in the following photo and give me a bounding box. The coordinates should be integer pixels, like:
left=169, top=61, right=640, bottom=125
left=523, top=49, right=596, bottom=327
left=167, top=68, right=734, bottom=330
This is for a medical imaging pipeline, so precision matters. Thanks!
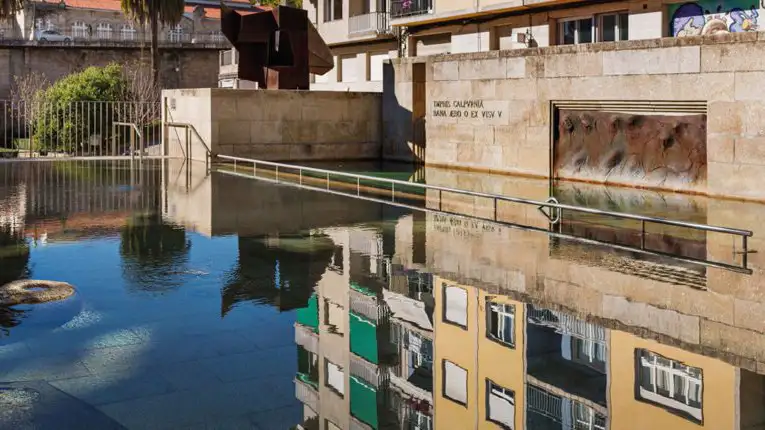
left=216, top=154, right=752, bottom=238
left=113, top=121, right=143, bottom=160
left=216, top=165, right=752, bottom=274
left=165, top=122, right=211, bottom=170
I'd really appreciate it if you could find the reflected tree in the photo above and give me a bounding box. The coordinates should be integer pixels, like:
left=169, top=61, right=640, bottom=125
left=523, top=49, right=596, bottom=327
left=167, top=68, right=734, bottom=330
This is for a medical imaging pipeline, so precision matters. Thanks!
left=0, top=224, right=29, bottom=335
left=221, top=234, right=334, bottom=317
left=119, top=213, right=190, bottom=294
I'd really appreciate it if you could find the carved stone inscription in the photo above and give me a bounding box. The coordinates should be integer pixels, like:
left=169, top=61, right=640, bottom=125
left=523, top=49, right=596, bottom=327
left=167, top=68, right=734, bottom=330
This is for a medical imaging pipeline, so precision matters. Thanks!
left=430, top=100, right=509, bottom=125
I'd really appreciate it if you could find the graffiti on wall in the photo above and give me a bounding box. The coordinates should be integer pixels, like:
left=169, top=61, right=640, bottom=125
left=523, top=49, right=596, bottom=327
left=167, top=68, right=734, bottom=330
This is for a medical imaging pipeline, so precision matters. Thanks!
left=669, top=0, right=760, bottom=37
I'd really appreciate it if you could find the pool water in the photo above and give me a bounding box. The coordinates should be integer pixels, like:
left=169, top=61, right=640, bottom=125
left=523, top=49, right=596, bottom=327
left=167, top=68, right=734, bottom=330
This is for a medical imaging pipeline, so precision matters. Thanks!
left=1, top=159, right=764, bottom=430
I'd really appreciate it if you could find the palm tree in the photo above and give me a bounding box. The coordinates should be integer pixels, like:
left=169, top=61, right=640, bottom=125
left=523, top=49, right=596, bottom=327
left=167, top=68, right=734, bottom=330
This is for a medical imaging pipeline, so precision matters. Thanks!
left=120, top=0, right=185, bottom=84
left=0, top=0, right=22, bottom=21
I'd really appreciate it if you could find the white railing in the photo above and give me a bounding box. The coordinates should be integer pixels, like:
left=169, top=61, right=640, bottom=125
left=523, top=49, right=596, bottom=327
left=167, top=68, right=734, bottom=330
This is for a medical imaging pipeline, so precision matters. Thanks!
left=527, top=306, right=607, bottom=344
left=349, top=12, right=391, bottom=35
left=350, top=289, right=380, bottom=322
left=350, top=354, right=381, bottom=387
left=294, top=323, right=319, bottom=354
left=295, top=378, right=319, bottom=412
left=0, top=100, right=161, bottom=158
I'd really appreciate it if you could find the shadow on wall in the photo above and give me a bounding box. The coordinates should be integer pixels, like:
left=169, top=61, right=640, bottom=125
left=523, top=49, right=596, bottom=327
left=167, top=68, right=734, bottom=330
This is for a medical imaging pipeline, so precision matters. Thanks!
left=382, top=61, right=424, bottom=163
left=553, top=110, right=707, bottom=192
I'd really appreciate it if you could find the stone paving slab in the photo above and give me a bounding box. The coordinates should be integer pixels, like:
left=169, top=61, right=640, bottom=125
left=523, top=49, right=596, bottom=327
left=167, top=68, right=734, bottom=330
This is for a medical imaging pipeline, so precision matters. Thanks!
left=0, top=381, right=125, bottom=430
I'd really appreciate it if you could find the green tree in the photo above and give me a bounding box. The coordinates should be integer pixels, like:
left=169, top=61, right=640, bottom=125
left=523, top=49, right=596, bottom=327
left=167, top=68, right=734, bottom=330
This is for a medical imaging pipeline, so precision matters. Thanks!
left=120, top=0, right=185, bottom=85
left=33, top=63, right=127, bottom=153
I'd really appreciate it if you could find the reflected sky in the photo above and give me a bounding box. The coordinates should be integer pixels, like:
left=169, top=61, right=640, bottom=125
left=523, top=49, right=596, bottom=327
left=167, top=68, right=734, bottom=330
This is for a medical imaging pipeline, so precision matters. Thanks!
left=0, top=160, right=763, bottom=430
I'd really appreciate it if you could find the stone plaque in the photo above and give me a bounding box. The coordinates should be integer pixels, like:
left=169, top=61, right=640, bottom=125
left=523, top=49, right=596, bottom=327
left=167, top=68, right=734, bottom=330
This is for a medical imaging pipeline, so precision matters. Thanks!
left=430, top=100, right=510, bottom=125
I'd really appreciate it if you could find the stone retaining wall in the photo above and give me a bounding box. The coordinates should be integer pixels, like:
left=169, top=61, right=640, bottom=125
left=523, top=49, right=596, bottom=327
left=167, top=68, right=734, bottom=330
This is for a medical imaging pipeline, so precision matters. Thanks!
left=163, top=88, right=382, bottom=162
left=384, top=32, right=765, bottom=201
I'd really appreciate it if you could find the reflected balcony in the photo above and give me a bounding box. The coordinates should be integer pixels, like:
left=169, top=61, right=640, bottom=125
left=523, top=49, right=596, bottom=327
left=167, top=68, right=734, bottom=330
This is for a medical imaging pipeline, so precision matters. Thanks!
left=294, top=322, right=319, bottom=355
left=526, top=384, right=607, bottom=430
left=295, top=376, right=319, bottom=412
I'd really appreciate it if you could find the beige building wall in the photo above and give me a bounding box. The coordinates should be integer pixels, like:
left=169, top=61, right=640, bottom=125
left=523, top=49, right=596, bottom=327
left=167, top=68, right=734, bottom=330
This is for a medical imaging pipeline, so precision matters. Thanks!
left=610, top=330, right=738, bottom=429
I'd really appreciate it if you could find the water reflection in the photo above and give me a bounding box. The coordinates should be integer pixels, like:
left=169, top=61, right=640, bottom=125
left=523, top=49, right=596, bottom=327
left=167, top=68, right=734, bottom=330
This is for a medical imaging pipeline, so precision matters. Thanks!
left=1, top=159, right=765, bottom=429
left=119, top=213, right=191, bottom=294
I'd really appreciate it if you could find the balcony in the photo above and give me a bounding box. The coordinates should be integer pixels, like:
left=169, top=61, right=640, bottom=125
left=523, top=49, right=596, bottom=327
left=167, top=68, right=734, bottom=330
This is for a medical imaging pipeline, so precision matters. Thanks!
left=295, top=377, right=319, bottom=412
left=219, top=48, right=239, bottom=77
left=294, top=322, right=319, bottom=355
left=348, top=12, right=391, bottom=36
left=390, top=0, right=432, bottom=19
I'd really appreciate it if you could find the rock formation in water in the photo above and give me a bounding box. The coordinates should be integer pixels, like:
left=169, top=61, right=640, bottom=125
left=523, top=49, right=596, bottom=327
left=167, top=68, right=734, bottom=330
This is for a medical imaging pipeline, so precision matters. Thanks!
left=0, top=280, right=75, bottom=306
left=553, top=110, right=707, bottom=191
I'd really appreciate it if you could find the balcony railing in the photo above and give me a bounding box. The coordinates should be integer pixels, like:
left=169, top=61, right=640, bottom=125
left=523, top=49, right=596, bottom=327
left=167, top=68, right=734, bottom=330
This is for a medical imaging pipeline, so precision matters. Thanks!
left=390, top=0, right=432, bottom=19
left=349, top=12, right=391, bottom=35
left=0, top=28, right=230, bottom=48
left=294, top=323, right=319, bottom=354
left=295, top=377, right=319, bottom=412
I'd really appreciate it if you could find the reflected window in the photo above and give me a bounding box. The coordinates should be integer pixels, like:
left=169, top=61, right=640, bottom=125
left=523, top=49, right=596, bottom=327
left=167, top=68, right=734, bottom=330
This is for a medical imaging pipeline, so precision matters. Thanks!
left=635, top=349, right=703, bottom=423
left=443, top=283, right=468, bottom=328
left=325, top=359, right=345, bottom=397
left=324, top=299, right=345, bottom=336
left=487, top=300, right=515, bottom=348
left=569, top=336, right=607, bottom=373
left=329, top=245, right=343, bottom=274
left=443, top=360, right=468, bottom=405
left=297, top=346, right=319, bottom=388
left=487, top=380, right=515, bottom=429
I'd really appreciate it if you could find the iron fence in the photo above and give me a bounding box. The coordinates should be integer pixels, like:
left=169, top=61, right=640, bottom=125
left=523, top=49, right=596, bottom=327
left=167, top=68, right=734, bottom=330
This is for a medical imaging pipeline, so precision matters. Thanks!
left=390, top=0, right=432, bottom=19
left=0, top=100, right=162, bottom=158
left=0, top=28, right=229, bottom=47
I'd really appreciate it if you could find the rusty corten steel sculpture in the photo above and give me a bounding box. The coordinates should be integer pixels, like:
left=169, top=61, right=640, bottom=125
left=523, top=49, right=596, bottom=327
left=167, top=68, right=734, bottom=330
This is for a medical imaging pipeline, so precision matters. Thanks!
left=220, top=3, right=333, bottom=90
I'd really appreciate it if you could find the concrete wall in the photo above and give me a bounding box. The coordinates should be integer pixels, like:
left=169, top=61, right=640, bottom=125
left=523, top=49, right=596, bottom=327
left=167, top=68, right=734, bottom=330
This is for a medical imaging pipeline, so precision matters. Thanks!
left=163, top=88, right=382, bottom=162
left=0, top=46, right=220, bottom=99
left=385, top=32, right=765, bottom=201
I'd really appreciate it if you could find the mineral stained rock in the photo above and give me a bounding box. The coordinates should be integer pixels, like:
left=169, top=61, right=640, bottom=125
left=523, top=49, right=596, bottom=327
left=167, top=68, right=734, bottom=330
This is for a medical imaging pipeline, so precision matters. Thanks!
left=554, top=110, right=707, bottom=191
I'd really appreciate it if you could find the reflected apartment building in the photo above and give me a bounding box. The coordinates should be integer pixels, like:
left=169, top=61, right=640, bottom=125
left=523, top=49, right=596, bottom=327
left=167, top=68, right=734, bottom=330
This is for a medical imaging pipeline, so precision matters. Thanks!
left=433, top=276, right=765, bottom=430
left=294, top=220, right=436, bottom=430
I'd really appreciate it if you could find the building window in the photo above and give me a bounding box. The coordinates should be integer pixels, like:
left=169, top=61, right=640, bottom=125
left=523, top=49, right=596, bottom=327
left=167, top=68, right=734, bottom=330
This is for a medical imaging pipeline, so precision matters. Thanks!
left=36, top=18, right=53, bottom=30
left=325, top=359, right=345, bottom=397
left=210, top=30, right=225, bottom=43
left=96, top=23, right=112, bottom=40
left=323, top=0, right=342, bottom=22
left=599, top=12, right=629, bottom=42
left=443, top=360, right=467, bottom=405
left=121, top=25, right=136, bottom=41
left=487, top=300, right=515, bottom=348
left=72, top=21, right=87, bottom=39
left=635, top=349, right=703, bottom=423
left=442, top=283, right=467, bottom=328
left=486, top=380, right=515, bottom=429
left=324, top=299, right=345, bottom=336
left=559, top=17, right=593, bottom=45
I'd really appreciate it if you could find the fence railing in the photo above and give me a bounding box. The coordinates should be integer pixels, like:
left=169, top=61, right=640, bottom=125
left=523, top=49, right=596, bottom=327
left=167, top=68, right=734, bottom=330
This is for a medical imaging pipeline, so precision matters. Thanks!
left=0, top=100, right=162, bottom=158
left=215, top=155, right=754, bottom=274
left=349, top=12, right=391, bottom=35
left=0, top=28, right=229, bottom=47
left=390, top=0, right=432, bottom=19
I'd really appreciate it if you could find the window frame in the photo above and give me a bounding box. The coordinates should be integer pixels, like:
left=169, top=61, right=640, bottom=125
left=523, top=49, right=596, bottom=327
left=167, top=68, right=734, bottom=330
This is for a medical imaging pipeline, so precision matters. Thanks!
left=121, top=25, right=136, bottom=41
left=442, top=282, right=468, bottom=330
left=486, top=379, right=515, bottom=430
left=486, top=299, right=516, bottom=348
left=72, top=21, right=87, bottom=39
left=325, top=358, right=345, bottom=398
left=634, top=348, right=704, bottom=424
left=597, top=11, right=629, bottom=42
left=558, top=15, right=595, bottom=45
left=323, top=0, right=343, bottom=23
left=442, top=359, right=468, bottom=406
left=96, top=23, right=113, bottom=40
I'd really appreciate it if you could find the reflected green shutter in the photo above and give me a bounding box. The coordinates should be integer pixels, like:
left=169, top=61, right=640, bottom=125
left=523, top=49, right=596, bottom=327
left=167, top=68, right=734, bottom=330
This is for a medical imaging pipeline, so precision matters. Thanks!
left=350, top=312, right=378, bottom=364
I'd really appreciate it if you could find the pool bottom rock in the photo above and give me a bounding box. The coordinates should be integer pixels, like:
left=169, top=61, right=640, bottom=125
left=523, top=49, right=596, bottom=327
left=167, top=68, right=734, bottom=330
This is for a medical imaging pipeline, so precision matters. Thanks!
left=0, top=280, right=75, bottom=306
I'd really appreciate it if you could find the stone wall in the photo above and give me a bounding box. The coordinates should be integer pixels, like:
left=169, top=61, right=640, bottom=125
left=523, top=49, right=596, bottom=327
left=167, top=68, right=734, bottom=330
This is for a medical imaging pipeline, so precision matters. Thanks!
left=419, top=165, right=765, bottom=373
left=163, top=88, right=382, bottom=162
left=0, top=46, right=220, bottom=99
left=385, top=32, right=765, bottom=201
